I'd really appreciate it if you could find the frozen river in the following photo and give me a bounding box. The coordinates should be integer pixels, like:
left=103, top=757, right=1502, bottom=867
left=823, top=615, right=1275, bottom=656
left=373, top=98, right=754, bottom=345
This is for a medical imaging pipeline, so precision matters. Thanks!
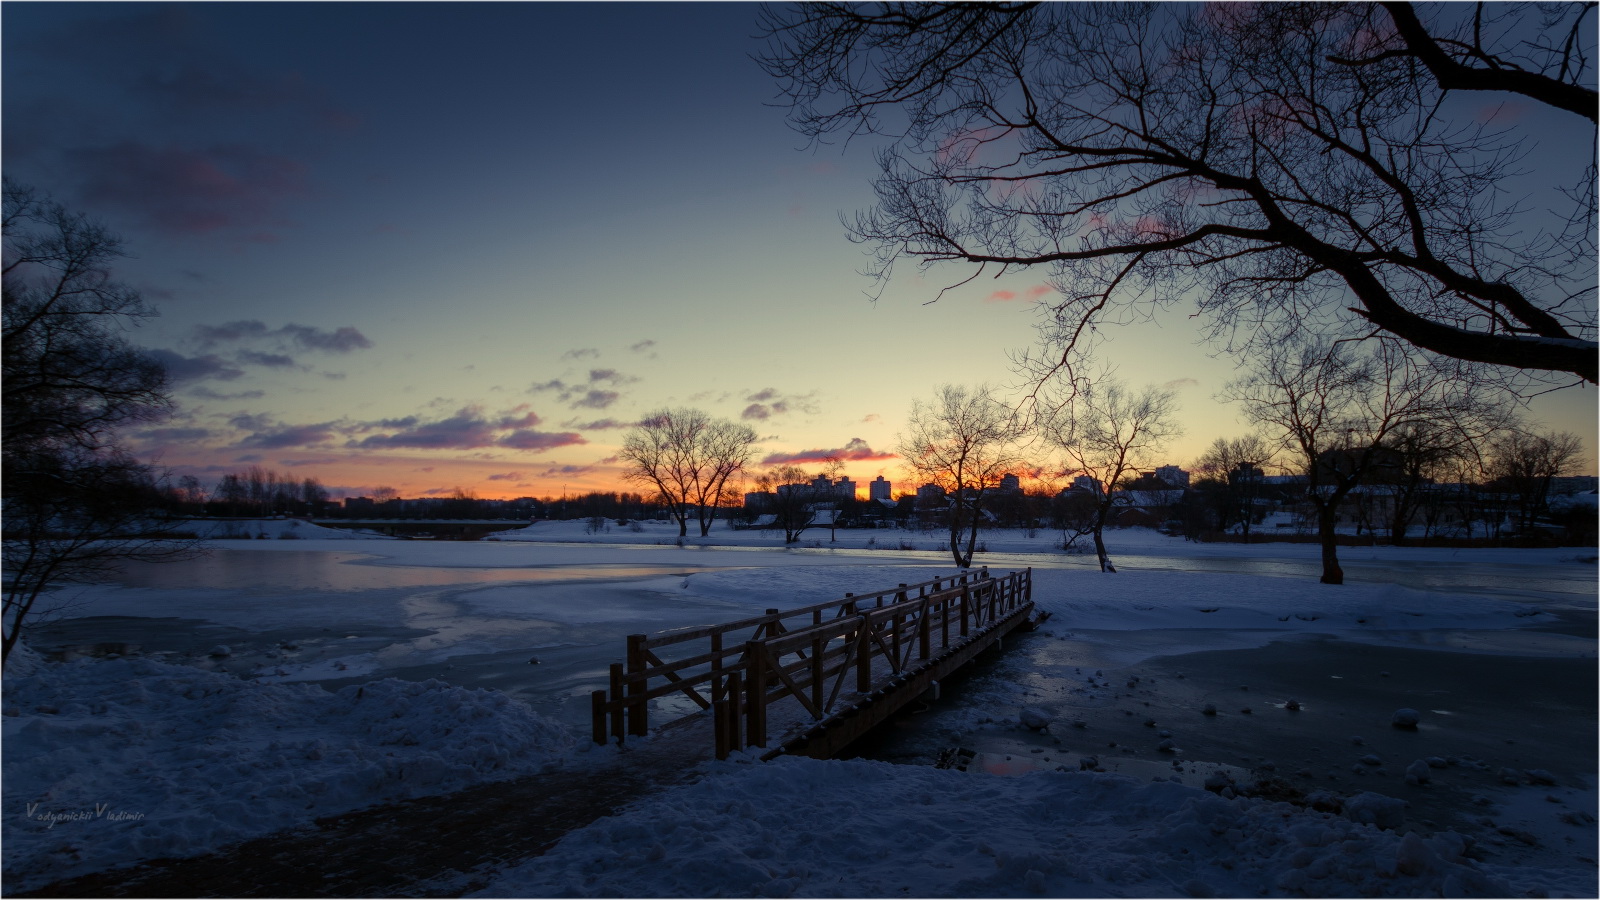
left=27, top=532, right=1595, bottom=730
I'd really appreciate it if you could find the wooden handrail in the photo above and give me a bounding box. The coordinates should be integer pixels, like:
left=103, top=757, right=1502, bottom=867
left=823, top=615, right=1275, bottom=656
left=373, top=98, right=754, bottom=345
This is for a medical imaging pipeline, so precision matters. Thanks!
left=593, top=567, right=1033, bottom=756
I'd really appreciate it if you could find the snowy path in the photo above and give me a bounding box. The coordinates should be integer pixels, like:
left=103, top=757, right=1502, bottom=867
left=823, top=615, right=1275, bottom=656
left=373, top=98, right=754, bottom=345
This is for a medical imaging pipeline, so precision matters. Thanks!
left=19, top=718, right=713, bottom=898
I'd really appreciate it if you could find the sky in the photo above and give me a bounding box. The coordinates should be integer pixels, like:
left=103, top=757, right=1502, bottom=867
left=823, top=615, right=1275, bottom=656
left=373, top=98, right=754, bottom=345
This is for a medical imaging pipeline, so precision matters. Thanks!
left=4, top=2, right=1595, bottom=501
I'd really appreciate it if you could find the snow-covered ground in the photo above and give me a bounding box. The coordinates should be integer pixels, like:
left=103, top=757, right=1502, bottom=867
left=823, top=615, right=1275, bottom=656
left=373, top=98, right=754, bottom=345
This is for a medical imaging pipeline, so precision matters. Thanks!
left=4, top=520, right=1595, bottom=895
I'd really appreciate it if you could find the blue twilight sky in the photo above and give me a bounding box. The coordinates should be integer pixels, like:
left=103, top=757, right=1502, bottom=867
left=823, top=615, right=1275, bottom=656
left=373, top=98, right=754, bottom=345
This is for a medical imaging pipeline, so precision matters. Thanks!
left=4, top=2, right=1594, bottom=499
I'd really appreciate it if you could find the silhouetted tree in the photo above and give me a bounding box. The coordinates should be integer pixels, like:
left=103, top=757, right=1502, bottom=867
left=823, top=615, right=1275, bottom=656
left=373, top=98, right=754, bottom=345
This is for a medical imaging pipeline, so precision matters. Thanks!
left=2, top=180, right=192, bottom=667
left=1041, top=378, right=1181, bottom=572
left=1193, top=435, right=1277, bottom=542
left=898, top=384, right=1025, bottom=567
left=762, top=3, right=1597, bottom=384
left=1485, top=430, right=1587, bottom=535
left=1224, top=337, right=1484, bottom=584
left=620, top=408, right=758, bottom=537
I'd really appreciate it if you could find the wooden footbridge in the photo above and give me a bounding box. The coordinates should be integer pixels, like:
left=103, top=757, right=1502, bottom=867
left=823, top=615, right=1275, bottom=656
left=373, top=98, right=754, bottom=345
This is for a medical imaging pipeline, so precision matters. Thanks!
left=592, top=567, right=1035, bottom=761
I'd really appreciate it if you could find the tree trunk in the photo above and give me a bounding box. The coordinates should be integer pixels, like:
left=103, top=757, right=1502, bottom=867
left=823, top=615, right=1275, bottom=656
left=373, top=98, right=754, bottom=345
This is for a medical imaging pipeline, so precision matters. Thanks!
left=948, top=504, right=972, bottom=567
left=1092, top=499, right=1116, bottom=573
left=1317, top=504, right=1344, bottom=585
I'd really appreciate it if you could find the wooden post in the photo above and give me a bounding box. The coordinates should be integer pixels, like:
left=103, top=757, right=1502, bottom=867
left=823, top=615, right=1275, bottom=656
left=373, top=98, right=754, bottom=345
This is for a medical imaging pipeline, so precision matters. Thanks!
left=855, top=618, right=872, bottom=693
left=940, top=590, right=950, bottom=648
left=727, top=669, right=743, bottom=753
left=714, top=696, right=731, bottom=760
left=891, top=604, right=902, bottom=665
left=591, top=689, right=607, bottom=745
left=959, top=582, right=971, bottom=637
left=1025, top=567, right=1033, bottom=601
left=608, top=662, right=625, bottom=741
left=745, top=640, right=767, bottom=747
left=626, top=634, right=648, bottom=736
left=811, top=633, right=824, bottom=714
left=710, top=632, right=723, bottom=703
left=918, top=598, right=932, bottom=660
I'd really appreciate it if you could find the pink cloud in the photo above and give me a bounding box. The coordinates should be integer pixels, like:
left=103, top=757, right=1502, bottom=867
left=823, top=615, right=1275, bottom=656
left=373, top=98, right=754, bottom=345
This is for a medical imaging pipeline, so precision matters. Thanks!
left=985, top=290, right=1018, bottom=303
left=68, top=141, right=309, bottom=235
left=761, top=438, right=897, bottom=466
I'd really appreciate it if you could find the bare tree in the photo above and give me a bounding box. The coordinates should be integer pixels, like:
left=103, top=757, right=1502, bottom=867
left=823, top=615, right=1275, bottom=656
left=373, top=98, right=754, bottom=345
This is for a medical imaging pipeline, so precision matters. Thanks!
left=753, top=462, right=842, bottom=544
left=762, top=3, right=1597, bottom=385
left=620, top=409, right=758, bottom=537
left=1041, top=378, right=1181, bottom=572
left=1485, top=430, right=1587, bottom=535
left=1380, top=402, right=1511, bottom=544
left=897, top=384, right=1025, bottom=567
left=1223, top=337, right=1484, bottom=584
left=2, top=180, right=192, bottom=667
left=1193, top=435, right=1278, bottom=542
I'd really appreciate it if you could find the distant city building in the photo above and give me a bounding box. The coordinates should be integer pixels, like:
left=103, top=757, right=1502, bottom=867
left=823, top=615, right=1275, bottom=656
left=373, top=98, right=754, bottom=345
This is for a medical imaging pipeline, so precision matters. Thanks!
left=803, top=475, right=857, bottom=501
left=868, top=475, right=892, bottom=502
left=744, top=491, right=776, bottom=510
left=999, top=473, right=1022, bottom=493
left=1233, top=462, right=1266, bottom=482
left=1071, top=475, right=1103, bottom=494
left=1153, top=465, right=1190, bottom=488
left=1550, top=475, right=1599, bottom=495
left=916, top=483, right=947, bottom=502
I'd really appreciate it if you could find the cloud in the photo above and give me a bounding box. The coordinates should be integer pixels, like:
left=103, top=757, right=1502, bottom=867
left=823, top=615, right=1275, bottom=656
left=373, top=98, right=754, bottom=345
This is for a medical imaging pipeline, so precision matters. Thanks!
left=67, top=141, right=309, bottom=236
left=354, top=407, right=502, bottom=450
left=539, top=464, right=595, bottom=478
left=862, top=413, right=881, bottom=423
left=189, top=387, right=266, bottom=400
left=532, top=369, right=637, bottom=409
left=194, top=320, right=271, bottom=344
left=740, top=388, right=818, bottom=421
left=629, top=339, right=657, bottom=355
left=136, top=426, right=214, bottom=443
left=499, top=430, right=587, bottom=451
left=573, top=390, right=620, bottom=410
left=237, top=350, right=299, bottom=368
left=278, top=456, right=345, bottom=467
left=279, top=324, right=372, bottom=353
left=587, top=368, right=637, bottom=386
left=147, top=348, right=244, bottom=383
left=761, top=438, right=897, bottom=466
left=486, top=472, right=525, bottom=482
left=986, top=284, right=1052, bottom=304
left=194, top=320, right=372, bottom=354
left=352, top=405, right=584, bottom=454
left=237, top=420, right=340, bottom=450
left=562, top=348, right=600, bottom=361
left=1162, top=377, right=1200, bottom=390
left=8, top=6, right=359, bottom=241
left=562, top=417, right=633, bottom=431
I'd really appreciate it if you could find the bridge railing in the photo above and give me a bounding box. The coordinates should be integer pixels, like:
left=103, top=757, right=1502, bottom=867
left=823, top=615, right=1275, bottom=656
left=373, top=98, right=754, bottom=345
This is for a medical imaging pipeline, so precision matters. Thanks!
left=590, top=567, right=1032, bottom=757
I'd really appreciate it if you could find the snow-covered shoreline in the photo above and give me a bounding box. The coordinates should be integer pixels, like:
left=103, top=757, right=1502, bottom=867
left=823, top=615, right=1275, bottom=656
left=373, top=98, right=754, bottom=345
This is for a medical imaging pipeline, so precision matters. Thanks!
left=4, top=523, right=1594, bottom=895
